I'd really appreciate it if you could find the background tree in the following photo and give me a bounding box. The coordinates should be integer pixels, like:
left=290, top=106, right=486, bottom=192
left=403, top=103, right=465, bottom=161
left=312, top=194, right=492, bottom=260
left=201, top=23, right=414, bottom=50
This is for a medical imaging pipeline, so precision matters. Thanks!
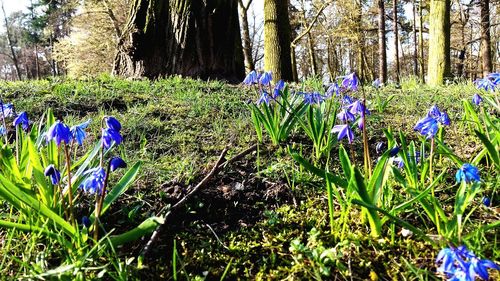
left=114, top=0, right=244, bottom=82
left=239, top=0, right=255, bottom=73
left=479, top=0, right=492, bottom=76
left=378, top=0, right=387, bottom=83
left=427, top=0, right=450, bottom=85
left=264, top=0, right=293, bottom=81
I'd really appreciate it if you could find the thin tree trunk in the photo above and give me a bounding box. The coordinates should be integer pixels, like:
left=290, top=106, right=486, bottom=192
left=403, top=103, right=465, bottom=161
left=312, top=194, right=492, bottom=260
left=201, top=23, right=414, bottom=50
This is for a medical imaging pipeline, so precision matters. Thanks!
left=419, top=0, right=425, bottom=81
left=427, top=0, right=451, bottom=86
left=1, top=1, right=22, bottom=80
left=393, top=0, right=400, bottom=83
left=307, top=32, right=317, bottom=76
left=412, top=0, right=418, bottom=76
left=238, top=0, right=255, bottom=73
left=264, top=0, right=293, bottom=81
left=378, top=0, right=387, bottom=83
left=102, top=0, right=122, bottom=40
left=479, top=0, right=492, bottom=76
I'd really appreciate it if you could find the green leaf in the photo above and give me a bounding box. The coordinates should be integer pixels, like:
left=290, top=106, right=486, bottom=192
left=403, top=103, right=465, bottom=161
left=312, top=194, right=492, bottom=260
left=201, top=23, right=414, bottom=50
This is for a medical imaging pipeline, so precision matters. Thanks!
left=290, top=150, right=347, bottom=188
left=475, top=130, right=500, bottom=169
left=108, top=216, right=163, bottom=247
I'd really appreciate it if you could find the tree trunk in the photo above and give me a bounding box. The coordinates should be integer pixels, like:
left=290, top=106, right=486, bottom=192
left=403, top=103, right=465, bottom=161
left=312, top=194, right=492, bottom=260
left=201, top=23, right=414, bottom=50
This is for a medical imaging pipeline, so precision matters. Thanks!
left=307, top=32, right=317, bottom=76
left=238, top=0, right=255, bottom=73
left=412, top=0, right=418, bottom=76
left=378, top=0, right=387, bottom=83
left=1, top=1, right=22, bottom=80
left=114, top=0, right=245, bottom=82
left=427, top=0, right=450, bottom=86
left=393, top=0, right=400, bottom=83
left=264, top=0, right=293, bottom=81
left=418, top=0, right=425, bottom=81
left=479, top=0, right=491, bottom=76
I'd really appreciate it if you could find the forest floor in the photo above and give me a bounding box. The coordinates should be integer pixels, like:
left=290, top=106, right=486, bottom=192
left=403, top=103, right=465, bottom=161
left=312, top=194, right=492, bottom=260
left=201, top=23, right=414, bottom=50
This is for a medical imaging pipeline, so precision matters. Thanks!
left=0, top=76, right=498, bottom=280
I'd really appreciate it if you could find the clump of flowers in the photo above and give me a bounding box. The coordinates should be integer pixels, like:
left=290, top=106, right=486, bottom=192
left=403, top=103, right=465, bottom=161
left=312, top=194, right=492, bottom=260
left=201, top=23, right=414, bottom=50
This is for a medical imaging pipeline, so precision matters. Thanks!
left=436, top=245, right=499, bottom=280
left=455, top=163, right=480, bottom=183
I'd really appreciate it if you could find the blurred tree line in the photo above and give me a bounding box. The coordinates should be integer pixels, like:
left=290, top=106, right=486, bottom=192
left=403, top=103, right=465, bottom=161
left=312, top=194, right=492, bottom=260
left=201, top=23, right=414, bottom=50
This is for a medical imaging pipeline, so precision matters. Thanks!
left=0, top=0, right=498, bottom=85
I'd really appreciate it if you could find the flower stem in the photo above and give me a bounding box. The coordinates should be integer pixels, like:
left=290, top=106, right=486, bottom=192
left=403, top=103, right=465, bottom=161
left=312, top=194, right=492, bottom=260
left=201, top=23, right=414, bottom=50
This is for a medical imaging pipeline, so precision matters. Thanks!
left=1, top=102, right=8, bottom=144
left=93, top=161, right=111, bottom=241
left=361, top=88, right=372, bottom=177
left=64, top=143, right=75, bottom=226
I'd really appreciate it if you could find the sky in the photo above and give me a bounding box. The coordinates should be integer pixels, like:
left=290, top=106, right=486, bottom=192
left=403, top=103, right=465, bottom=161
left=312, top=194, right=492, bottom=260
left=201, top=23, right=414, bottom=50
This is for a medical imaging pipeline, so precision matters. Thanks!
left=2, top=0, right=30, bottom=15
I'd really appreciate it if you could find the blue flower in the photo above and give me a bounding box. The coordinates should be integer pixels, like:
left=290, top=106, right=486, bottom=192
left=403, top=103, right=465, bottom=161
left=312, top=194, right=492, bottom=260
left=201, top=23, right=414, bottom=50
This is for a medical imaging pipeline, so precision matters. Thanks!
left=326, top=82, right=340, bottom=97
left=303, top=92, right=324, bottom=105
left=488, top=72, right=500, bottom=85
left=1, top=103, right=14, bottom=118
left=337, top=109, right=355, bottom=123
left=414, top=116, right=438, bottom=139
left=455, top=163, right=480, bottom=183
left=106, top=116, right=122, bottom=132
left=438, top=111, right=451, bottom=126
left=0, top=125, right=5, bottom=136
left=472, top=94, right=483, bottom=106
left=469, top=256, right=500, bottom=280
left=474, top=77, right=496, bottom=92
left=341, top=72, right=359, bottom=92
left=243, top=70, right=258, bottom=85
left=331, top=124, right=354, bottom=144
left=482, top=197, right=491, bottom=207
left=257, top=91, right=271, bottom=105
left=393, top=157, right=405, bottom=169
left=389, top=146, right=400, bottom=157
left=13, top=112, right=29, bottom=131
left=46, top=120, right=72, bottom=146
left=375, top=142, right=386, bottom=154
left=110, top=157, right=127, bottom=172
left=273, top=80, right=285, bottom=98
left=259, top=71, right=272, bottom=86
left=70, top=119, right=91, bottom=146
left=80, top=167, right=106, bottom=194
left=44, top=164, right=61, bottom=185
left=372, top=79, right=381, bottom=88
left=81, top=216, right=91, bottom=228
left=342, top=95, right=354, bottom=105
left=347, top=100, right=370, bottom=116
left=427, top=105, right=442, bottom=119
left=436, top=247, right=458, bottom=274
left=102, top=128, right=122, bottom=149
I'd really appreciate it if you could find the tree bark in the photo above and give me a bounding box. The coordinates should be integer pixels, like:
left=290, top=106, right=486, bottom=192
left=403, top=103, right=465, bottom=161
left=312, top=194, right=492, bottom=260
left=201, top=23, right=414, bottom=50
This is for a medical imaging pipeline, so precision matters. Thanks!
left=393, top=0, right=400, bottom=83
left=418, top=0, right=425, bottom=81
left=114, top=0, right=245, bottom=82
left=378, top=0, right=387, bottom=83
left=479, top=0, right=491, bottom=76
left=412, top=0, right=418, bottom=76
left=1, top=1, right=22, bottom=80
left=307, top=32, right=317, bottom=76
left=238, top=0, right=255, bottom=73
left=427, top=0, right=451, bottom=86
left=264, top=0, right=293, bottom=81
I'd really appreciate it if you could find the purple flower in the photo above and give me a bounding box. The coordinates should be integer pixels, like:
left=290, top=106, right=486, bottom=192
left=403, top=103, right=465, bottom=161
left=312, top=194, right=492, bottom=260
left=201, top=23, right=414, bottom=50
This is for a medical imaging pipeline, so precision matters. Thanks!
left=341, top=72, right=359, bottom=92
left=259, top=71, right=272, bottom=86
left=80, top=167, right=106, bottom=194
left=243, top=70, right=258, bottom=85
left=81, top=216, right=91, bottom=228
left=342, top=95, right=354, bottom=106
left=0, top=125, right=5, bottom=136
left=273, top=80, right=285, bottom=98
left=331, top=124, right=354, bottom=143
left=1, top=103, right=14, bottom=118
left=110, top=157, right=127, bottom=172
left=44, top=164, right=61, bottom=185
left=106, top=116, right=122, bottom=132
left=414, top=116, right=439, bottom=139
left=13, top=112, right=29, bottom=131
left=46, top=120, right=72, bottom=146
left=70, top=119, right=91, bottom=146
left=474, top=77, right=497, bottom=92
left=257, top=91, right=271, bottom=105
left=102, top=128, right=122, bottom=149
left=472, top=94, right=483, bottom=106
left=303, top=92, right=324, bottom=105
left=326, top=82, right=340, bottom=97
left=347, top=100, right=370, bottom=116
left=482, top=197, right=491, bottom=207
left=488, top=72, right=500, bottom=85
left=372, top=79, right=381, bottom=88
left=337, top=109, right=355, bottom=123
left=438, top=111, right=451, bottom=126
left=375, top=142, right=386, bottom=154
left=455, top=163, right=480, bottom=183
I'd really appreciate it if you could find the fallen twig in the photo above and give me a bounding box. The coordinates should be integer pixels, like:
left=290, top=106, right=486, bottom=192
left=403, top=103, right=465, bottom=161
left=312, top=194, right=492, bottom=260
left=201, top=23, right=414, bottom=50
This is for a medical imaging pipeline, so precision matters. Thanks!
left=141, top=143, right=257, bottom=258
